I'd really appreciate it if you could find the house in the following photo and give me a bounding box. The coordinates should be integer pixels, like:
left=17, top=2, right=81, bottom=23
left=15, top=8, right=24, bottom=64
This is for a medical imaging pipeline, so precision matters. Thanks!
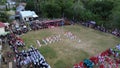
left=0, top=5, right=6, bottom=10
left=19, top=11, right=38, bottom=22
left=16, top=3, right=26, bottom=13
left=16, top=5, right=25, bottom=13
left=6, top=1, right=16, bottom=9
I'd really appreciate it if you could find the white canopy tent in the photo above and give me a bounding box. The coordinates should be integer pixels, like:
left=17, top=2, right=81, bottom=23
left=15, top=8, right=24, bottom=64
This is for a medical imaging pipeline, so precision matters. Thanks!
left=90, top=21, right=96, bottom=24
left=0, top=22, right=10, bottom=36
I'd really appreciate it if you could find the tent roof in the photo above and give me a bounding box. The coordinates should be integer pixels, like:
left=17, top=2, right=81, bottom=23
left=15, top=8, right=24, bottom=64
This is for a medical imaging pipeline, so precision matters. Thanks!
left=90, top=21, right=96, bottom=24
left=42, top=19, right=63, bottom=24
left=0, top=22, right=5, bottom=28
left=20, top=11, right=38, bottom=18
left=16, top=5, right=25, bottom=12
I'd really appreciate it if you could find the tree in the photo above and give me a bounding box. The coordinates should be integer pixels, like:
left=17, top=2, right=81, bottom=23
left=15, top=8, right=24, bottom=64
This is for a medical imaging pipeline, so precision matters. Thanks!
left=43, top=2, right=61, bottom=18
left=0, top=12, right=9, bottom=22
left=0, top=0, right=6, bottom=4
left=55, top=0, right=73, bottom=17
left=86, top=1, right=113, bottom=20
left=81, top=0, right=114, bottom=27
left=25, top=1, right=35, bottom=11
left=109, top=0, right=120, bottom=29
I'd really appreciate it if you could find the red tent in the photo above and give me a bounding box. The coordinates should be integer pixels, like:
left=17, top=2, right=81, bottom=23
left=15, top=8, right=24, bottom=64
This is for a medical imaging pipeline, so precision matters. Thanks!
left=44, top=19, right=63, bottom=24
left=0, top=22, right=5, bottom=28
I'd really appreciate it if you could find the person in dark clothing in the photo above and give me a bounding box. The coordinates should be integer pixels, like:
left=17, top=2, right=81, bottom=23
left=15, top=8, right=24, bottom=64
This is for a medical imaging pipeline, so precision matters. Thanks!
left=2, top=56, right=5, bottom=62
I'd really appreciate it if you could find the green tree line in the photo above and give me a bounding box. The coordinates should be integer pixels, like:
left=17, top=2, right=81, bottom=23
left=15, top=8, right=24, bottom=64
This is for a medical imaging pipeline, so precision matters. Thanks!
left=0, top=0, right=6, bottom=4
left=0, top=12, right=9, bottom=22
left=25, top=0, right=120, bottom=29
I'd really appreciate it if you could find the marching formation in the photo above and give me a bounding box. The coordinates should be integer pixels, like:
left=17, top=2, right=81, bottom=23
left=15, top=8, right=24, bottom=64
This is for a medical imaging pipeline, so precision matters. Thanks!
left=42, top=35, right=61, bottom=45
left=64, top=31, right=77, bottom=40
left=5, top=32, right=51, bottom=68
left=73, top=44, right=120, bottom=68
left=15, top=46, right=51, bottom=68
left=41, top=31, right=81, bottom=46
left=64, top=31, right=81, bottom=43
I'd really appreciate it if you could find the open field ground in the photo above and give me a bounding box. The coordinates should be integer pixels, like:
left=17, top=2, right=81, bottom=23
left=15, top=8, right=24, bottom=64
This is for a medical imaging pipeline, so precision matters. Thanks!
left=21, top=25, right=120, bottom=68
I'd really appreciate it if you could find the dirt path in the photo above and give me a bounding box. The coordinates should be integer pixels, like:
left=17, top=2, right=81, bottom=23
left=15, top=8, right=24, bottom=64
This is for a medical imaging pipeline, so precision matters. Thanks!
left=1, top=42, right=14, bottom=68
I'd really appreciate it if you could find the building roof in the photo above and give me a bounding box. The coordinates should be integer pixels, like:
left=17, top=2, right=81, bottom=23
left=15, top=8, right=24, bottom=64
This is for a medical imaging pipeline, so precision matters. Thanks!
left=19, top=11, right=38, bottom=18
left=7, top=1, right=16, bottom=5
left=0, top=22, right=5, bottom=28
left=16, top=5, right=25, bottom=12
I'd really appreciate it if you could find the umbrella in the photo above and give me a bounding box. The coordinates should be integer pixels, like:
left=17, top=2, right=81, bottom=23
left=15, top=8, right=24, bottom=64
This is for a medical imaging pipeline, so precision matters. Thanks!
left=84, top=59, right=94, bottom=68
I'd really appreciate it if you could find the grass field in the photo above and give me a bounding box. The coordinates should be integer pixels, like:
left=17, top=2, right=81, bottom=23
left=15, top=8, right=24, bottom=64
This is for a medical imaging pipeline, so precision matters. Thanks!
left=21, top=25, right=120, bottom=68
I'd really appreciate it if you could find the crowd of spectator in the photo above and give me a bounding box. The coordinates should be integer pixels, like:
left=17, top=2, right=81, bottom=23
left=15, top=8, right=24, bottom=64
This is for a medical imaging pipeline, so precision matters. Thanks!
left=15, top=46, right=50, bottom=68
left=0, top=20, right=51, bottom=68
left=78, top=21, right=120, bottom=37
left=1, top=19, right=120, bottom=68
left=73, top=44, right=120, bottom=68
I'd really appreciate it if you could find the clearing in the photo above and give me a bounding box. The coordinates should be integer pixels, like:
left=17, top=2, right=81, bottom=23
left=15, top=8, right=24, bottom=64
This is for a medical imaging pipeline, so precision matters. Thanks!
left=21, top=25, right=120, bottom=68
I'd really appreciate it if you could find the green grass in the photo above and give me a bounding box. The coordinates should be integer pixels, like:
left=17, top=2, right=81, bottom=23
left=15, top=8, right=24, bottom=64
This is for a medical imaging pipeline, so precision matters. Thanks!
left=54, top=60, right=67, bottom=68
left=39, top=46, right=57, bottom=59
left=21, top=25, right=120, bottom=68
